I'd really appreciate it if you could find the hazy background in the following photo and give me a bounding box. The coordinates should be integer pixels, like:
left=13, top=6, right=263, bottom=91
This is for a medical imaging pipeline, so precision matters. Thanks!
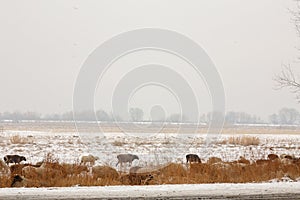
left=0, top=0, right=299, bottom=121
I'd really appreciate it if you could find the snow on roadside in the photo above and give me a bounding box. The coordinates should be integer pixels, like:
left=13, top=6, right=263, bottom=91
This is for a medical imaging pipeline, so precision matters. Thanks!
left=1, top=182, right=300, bottom=198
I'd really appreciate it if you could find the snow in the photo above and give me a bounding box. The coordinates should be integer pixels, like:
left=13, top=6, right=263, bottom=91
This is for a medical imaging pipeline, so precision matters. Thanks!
left=2, top=123, right=300, bottom=197
left=1, top=182, right=300, bottom=198
left=1, top=130, right=300, bottom=168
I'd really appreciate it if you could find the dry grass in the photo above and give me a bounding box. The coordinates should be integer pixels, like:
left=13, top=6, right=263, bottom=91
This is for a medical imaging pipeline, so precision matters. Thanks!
left=222, top=136, right=260, bottom=146
left=112, top=140, right=127, bottom=146
left=9, top=134, right=34, bottom=144
left=2, top=153, right=300, bottom=187
left=188, top=160, right=300, bottom=183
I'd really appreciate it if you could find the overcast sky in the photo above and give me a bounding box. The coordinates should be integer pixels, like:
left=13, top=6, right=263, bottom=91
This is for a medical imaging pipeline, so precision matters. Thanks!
left=0, top=0, right=299, bottom=120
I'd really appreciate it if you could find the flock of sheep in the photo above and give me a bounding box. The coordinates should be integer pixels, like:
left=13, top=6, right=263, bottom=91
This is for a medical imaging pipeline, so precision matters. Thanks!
left=0, top=153, right=146, bottom=187
left=3, top=153, right=200, bottom=167
left=80, top=154, right=140, bottom=166
left=1, top=152, right=300, bottom=187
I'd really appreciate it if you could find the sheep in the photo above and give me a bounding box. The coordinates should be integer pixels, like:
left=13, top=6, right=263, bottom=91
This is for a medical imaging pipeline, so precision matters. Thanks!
left=186, top=154, right=201, bottom=164
left=4, top=155, right=26, bottom=165
left=11, top=174, right=38, bottom=187
left=280, top=154, right=294, bottom=160
left=116, top=154, right=139, bottom=167
left=22, top=162, right=65, bottom=178
left=22, top=165, right=40, bottom=177
left=11, top=174, right=43, bottom=187
left=81, top=154, right=99, bottom=165
left=10, top=164, right=39, bottom=176
left=268, top=154, right=279, bottom=161
left=11, top=174, right=27, bottom=187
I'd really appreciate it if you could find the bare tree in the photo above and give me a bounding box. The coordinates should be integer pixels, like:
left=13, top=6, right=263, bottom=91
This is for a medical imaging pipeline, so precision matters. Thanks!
left=129, top=107, right=144, bottom=122
left=274, top=65, right=300, bottom=102
left=274, top=3, right=300, bottom=102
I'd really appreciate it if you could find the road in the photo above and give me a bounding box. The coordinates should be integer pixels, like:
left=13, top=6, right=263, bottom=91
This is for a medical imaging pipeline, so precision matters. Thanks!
left=1, top=183, right=300, bottom=199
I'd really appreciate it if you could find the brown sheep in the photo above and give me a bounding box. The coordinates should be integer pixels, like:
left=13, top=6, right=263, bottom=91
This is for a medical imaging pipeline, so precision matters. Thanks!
left=10, top=164, right=39, bottom=177
left=22, top=162, right=65, bottom=179
left=11, top=175, right=41, bottom=187
left=186, top=154, right=201, bottom=164
left=268, top=154, right=279, bottom=161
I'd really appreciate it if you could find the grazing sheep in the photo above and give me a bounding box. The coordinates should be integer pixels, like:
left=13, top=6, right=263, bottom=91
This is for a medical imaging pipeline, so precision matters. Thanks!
left=268, top=154, right=279, bottom=161
left=11, top=174, right=42, bottom=187
left=10, top=164, right=39, bottom=176
left=186, top=154, right=201, bottom=164
left=22, top=162, right=65, bottom=178
left=81, top=154, right=99, bottom=165
left=11, top=174, right=26, bottom=187
left=4, top=155, right=26, bottom=165
left=22, top=166, right=39, bottom=177
left=116, top=154, right=139, bottom=166
left=280, top=154, right=294, bottom=160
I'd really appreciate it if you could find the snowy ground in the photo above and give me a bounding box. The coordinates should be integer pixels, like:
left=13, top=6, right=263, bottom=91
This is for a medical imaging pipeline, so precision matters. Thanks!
left=1, top=182, right=300, bottom=199
left=1, top=128, right=300, bottom=169
left=1, top=123, right=300, bottom=198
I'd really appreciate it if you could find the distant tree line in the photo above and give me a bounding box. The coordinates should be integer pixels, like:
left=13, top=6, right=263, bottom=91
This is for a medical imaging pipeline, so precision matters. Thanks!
left=268, top=108, right=300, bottom=125
left=199, top=111, right=264, bottom=125
left=0, top=107, right=299, bottom=125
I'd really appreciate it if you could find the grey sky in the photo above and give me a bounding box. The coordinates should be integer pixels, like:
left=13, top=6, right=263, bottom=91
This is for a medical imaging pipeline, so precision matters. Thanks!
left=0, top=0, right=299, bottom=120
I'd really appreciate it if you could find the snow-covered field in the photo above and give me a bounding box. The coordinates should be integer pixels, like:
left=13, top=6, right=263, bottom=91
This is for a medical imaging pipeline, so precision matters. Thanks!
left=2, top=123, right=300, bottom=198
left=1, top=128, right=300, bottom=168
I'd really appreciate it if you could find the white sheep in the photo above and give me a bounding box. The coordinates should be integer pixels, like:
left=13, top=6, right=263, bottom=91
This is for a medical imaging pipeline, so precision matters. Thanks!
left=81, top=154, right=99, bottom=165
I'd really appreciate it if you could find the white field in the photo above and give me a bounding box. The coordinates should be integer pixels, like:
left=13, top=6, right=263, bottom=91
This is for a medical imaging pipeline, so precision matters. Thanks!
left=2, top=123, right=300, bottom=197
left=0, top=128, right=300, bottom=169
